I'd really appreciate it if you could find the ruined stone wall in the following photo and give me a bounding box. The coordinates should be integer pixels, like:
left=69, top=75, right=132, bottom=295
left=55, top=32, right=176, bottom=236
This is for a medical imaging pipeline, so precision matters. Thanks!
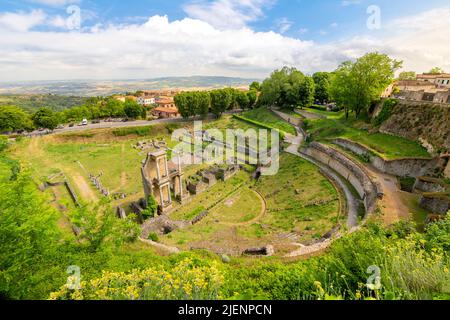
left=333, top=138, right=439, bottom=177
left=379, top=101, right=450, bottom=151
left=420, top=194, right=450, bottom=215
left=414, top=177, right=447, bottom=193
left=445, top=161, right=450, bottom=179
left=302, top=142, right=378, bottom=214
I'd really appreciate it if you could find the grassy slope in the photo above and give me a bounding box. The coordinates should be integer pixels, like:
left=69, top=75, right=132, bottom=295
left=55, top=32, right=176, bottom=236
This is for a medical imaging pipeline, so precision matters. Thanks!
left=305, top=112, right=430, bottom=159
left=242, top=108, right=297, bottom=135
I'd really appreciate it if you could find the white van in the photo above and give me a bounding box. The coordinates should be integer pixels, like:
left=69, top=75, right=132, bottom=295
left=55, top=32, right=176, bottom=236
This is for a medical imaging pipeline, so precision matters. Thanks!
left=81, top=119, right=88, bottom=126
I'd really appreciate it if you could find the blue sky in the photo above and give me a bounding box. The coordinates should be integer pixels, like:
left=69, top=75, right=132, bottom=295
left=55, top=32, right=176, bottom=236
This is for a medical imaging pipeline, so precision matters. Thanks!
left=0, top=0, right=449, bottom=81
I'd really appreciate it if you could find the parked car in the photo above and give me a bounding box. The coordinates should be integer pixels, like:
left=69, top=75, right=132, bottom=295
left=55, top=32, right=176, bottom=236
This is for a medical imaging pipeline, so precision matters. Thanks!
left=92, top=119, right=101, bottom=124
left=56, top=125, right=65, bottom=129
left=81, top=119, right=88, bottom=126
left=68, top=123, right=75, bottom=127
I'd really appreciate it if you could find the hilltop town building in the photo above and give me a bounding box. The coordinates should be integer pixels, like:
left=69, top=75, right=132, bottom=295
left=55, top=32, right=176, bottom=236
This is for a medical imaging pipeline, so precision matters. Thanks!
left=137, top=96, right=156, bottom=106
left=394, top=73, right=450, bottom=104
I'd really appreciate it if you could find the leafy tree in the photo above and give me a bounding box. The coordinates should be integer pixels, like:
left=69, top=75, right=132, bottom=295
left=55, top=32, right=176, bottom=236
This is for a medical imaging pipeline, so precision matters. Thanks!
left=329, top=52, right=402, bottom=119
left=210, top=89, right=233, bottom=118
left=298, top=76, right=315, bottom=109
left=71, top=204, right=140, bottom=252
left=0, top=169, right=61, bottom=299
left=32, top=108, right=59, bottom=130
left=429, top=67, right=444, bottom=74
left=247, top=90, right=258, bottom=108
left=196, top=92, right=211, bottom=117
left=312, top=72, right=331, bottom=104
left=283, top=69, right=305, bottom=109
left=101, top=98, right=125, bottom=118
left=236, top=91, right=250, bottom=109
left=174, top=93, right=190, bottom=119
left=249, top=81, right=261, bottom=91
left=398, top=71, right=416, bottom=80
left=0, top=105, right=33, bottom=133
left=259, top=67, right=291, bottom=107
left=124, top=99, right=143, bottom=119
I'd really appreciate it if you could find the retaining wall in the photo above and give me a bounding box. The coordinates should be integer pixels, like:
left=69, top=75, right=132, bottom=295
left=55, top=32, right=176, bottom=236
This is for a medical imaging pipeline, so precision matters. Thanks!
left=301, top=142, right=378, bottom=214
left=420, top=194, right=450, bottom=215
left=414, top=177, right=448, bottom=193
left=333, top=138, right=439, bottom=177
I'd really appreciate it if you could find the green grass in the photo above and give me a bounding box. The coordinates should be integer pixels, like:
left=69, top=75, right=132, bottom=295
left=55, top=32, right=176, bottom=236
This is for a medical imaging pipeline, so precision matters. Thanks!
left=306, top=116, right=430, bottom=159
left=242, top=108, right=296, bottom=135
left=254, top=153, right=341, bottom=239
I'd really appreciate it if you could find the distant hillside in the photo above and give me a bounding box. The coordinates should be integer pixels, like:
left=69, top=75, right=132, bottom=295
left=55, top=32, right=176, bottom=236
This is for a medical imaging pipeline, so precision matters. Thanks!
left=0, top=94, right=88, bottom=113
left=0, top=76, right=260, bottom=97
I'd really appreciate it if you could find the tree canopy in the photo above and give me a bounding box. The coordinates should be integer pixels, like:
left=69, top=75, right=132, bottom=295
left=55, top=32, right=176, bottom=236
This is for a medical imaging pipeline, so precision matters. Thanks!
left=124, top=98, right=144, bottom=119
left=312, top=72, right=331, bottom=104
left=398, top=71, right=416, bottom=80
left=259, top=67, right=315, bottom=110
left=0, top=105, right=33, bottom=133
left=329, top=52, right=402, bottom=118
left=32, top=108, right=60, bottom=130
left=429, top=67, right=444, bottom=74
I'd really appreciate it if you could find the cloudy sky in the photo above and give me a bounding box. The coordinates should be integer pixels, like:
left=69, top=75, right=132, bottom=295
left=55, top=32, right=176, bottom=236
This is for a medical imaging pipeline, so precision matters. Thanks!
left=0, top=0, right=449, bottom=81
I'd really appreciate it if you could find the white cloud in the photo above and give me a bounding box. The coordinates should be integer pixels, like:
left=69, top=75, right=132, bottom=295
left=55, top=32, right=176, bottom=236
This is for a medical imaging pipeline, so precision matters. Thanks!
left=29, top=0, right=80, bottom=7
left=341, top=0, right=361, bottom=6
left=0, top=7, right=449, bottom=82
left=275, top=17, right=292, bottom=34
left=0, top=9, right=46, bottom=32
left=298, top=28, right=308, bottom=35
left=184, top=0, right=274, bottom=29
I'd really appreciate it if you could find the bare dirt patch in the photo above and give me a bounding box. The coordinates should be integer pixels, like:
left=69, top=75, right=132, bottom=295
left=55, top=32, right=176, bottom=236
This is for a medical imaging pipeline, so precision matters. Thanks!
left=72, top=173, right=98, bottom=203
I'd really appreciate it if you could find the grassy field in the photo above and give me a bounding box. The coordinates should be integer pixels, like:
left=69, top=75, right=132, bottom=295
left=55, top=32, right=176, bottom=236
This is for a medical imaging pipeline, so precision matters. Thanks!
left=254, top=153, right=341, bottom=238
left=305, top=116, right=430, bottom=159
left=242, top=108, right=297, bottom=135
left=9, top=116, right=342, bottom=256
left=163, top=153, right=341, bottom=254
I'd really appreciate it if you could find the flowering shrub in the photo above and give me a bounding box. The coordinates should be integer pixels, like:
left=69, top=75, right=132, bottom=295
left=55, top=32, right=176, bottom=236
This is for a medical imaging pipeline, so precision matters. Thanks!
left=49, top=258, right=224, bottom=300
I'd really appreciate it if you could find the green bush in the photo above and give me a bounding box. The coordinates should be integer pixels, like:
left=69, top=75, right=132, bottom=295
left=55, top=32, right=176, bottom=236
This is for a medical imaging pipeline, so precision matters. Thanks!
left=0, top=135, right=8, bottom=152
left=373, top=99, right=398, bottom=126
left=142, top=196, right=158, bottom=219
left=148, top=232, right=159, bottom=242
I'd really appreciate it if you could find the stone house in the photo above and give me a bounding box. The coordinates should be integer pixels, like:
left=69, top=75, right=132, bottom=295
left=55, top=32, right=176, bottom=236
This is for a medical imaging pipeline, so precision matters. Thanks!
left=152, top=107, right=180, bottom=119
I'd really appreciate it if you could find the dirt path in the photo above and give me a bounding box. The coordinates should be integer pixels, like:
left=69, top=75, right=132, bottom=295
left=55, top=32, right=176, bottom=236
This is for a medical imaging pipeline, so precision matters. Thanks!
left=72, top=173, right=98, bottom=203
left=364, top=165, right=410, bottom=224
